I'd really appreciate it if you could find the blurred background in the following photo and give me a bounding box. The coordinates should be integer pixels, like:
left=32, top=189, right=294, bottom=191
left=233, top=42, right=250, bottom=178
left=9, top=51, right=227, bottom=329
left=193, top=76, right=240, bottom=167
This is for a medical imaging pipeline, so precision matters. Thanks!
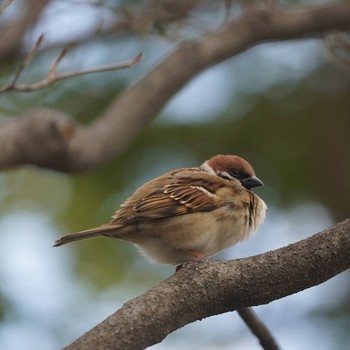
left=0, top=0, right=349, bottom=349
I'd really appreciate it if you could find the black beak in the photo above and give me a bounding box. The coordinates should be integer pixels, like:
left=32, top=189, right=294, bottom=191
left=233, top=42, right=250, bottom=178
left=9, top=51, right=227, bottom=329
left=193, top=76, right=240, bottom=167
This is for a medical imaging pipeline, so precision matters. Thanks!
left=241, top=176, right=264, bottom=189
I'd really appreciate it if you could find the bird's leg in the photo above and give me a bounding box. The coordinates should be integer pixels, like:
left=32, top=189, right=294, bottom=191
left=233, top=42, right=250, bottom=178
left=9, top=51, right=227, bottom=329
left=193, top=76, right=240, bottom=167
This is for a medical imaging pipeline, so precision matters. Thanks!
left=176, top=250, right=205, bottom=272
left=187, top=249, right=205, bottom=259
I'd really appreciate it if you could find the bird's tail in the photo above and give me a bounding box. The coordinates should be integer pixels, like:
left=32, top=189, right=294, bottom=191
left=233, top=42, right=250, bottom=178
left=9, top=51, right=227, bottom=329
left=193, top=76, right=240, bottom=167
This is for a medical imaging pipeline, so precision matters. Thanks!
left=53, top=224, right=121, bottom=247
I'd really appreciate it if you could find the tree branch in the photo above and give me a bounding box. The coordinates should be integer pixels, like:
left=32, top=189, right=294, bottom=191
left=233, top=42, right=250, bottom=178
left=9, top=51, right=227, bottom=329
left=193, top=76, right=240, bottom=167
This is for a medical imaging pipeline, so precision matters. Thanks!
left=0, top=0, right=14, bottom=14
left=0, top=34, right=142, bottom=93
left=64, top=218, right=350, bottom=350
left=0, top=0, right=50, bottom=61
left=237, top=307, right=280, bottom=350
left=0, top=0, right=199, bottom=59
left=1, top=1, right=350, bottom=172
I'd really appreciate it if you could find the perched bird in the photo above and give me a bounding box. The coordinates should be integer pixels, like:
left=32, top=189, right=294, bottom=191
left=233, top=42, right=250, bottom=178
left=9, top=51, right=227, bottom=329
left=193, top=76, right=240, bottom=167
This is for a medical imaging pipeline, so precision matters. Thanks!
left=54, top=155, right=267, bottom=265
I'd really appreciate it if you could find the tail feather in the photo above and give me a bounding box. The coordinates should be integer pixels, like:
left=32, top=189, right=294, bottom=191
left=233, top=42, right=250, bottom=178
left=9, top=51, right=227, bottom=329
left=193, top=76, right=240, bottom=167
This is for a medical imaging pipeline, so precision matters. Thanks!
left=53, top=224, right=121, bottom=247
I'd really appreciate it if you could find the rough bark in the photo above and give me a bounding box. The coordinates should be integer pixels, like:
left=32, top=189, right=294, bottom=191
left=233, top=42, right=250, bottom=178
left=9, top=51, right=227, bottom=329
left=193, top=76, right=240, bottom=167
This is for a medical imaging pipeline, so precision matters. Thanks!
left=1, top=1, right=350, bottom=172
left=65, top=218, right=350, bottom=350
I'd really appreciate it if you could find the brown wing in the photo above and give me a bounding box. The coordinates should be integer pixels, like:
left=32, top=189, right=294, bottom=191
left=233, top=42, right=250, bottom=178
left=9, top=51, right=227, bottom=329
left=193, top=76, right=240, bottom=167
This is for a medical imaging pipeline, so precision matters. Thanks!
left=112, top=177, right=224, bottom=225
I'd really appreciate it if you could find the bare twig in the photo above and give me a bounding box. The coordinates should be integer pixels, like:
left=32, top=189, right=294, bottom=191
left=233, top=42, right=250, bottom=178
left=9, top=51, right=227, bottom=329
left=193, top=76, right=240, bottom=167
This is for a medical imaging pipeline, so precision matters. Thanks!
left=47, top=52, right=142, bottom=81
left=49, top=47, right=68, bottom=77
left=0, top=0, right=14, bottom=14
left=10, top=34, right=44, bottom=87
left=237, top=307, right=280, bottom=350
left=0, top=49, right=142, bottom=93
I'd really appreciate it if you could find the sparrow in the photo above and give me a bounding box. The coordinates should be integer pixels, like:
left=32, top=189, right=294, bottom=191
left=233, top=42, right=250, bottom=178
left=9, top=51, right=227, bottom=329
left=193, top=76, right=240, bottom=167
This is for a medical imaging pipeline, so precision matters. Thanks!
left=54, top=155, right=267, bottom=265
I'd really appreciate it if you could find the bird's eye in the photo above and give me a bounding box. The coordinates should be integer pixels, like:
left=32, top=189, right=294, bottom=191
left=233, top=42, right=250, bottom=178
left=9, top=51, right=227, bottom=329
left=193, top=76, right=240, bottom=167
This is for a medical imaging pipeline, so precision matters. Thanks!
left=230, top=170, right=240, bottom=178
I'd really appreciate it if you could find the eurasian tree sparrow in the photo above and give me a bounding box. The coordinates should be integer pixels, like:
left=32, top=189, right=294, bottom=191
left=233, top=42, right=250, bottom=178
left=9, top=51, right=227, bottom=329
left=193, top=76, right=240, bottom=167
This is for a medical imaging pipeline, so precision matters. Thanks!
left=54, top=155, right=267, bottom=265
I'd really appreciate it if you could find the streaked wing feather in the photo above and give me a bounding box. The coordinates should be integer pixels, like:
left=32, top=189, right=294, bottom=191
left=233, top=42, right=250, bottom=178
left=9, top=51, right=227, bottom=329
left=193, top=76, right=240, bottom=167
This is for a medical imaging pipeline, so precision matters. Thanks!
left=113, top=177, right=222, bottom=225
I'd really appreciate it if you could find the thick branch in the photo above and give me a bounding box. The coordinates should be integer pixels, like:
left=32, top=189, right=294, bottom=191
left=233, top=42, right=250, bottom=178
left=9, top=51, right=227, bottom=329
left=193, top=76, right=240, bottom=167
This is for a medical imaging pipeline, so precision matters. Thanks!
left=1, top=1, right=350, bottom=172
left=66, top=218, right=350, bottom=350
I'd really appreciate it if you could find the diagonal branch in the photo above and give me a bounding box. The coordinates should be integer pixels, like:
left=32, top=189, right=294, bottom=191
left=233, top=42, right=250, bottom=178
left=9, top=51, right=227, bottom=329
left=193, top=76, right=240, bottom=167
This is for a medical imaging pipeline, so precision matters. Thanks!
left=0, top=0, right=14, bottom=14
left=237, top=307, right=280, bottom=350
left=1, top=1, right=350, bottom=172
left=64, top=218, right=350, bottom=350
left=0, top=0, right=50, bottom=61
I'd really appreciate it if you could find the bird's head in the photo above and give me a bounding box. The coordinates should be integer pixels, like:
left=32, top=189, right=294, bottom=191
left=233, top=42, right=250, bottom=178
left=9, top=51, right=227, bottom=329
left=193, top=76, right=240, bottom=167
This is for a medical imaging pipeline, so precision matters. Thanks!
left=201, top=154, right=264, bottom=190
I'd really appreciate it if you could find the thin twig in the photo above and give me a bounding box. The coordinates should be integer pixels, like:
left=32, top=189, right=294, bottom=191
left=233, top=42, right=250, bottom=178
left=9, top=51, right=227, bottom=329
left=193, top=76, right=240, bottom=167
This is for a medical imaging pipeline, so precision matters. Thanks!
left=0, top=35, right=142, bottom=94
left=49, top=47, right=68, bottom=78
left=0, top=0, right=14, bottom=14
left=237, top=307, right=280, bottom=350
left=11, top=34, right=44, bottom=86
left=48, top=52, right=142, bottom=81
